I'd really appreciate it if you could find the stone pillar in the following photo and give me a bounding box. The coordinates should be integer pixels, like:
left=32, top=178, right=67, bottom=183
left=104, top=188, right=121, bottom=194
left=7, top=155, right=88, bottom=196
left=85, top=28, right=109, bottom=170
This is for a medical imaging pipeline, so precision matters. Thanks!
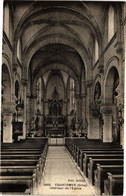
left=81, top=94, right=86, bottom=134
left=86, top=80, right=93, bottom=138
left=2, top=102, right=15, bottom=143
left=43, top=99, right=48, bottom=115
left=75, top=94, right=81, bottom=120
left=116, top=86, right=124, bottom=148
left=26, top=94, right=36, bottom=134
left=81, top=94, right=86, bottom=119
left=21, top=79, right=28, bottom=139
left=89, top=106, right=100, bottom=139
left=100, top=104, right=113, bottom=142
left=90, top=116, right=100, bottom=139
left=63, top=100, right=67, bottom=115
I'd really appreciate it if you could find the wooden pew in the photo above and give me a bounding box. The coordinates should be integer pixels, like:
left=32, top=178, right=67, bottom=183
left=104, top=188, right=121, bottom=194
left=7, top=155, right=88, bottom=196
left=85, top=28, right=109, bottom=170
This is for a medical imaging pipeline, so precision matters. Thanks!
left=1, top=149, right=44, bottom=151
left=79, top=150, right=123, bottom=170
left=76, top=147, right=123, bottom=164
left=0, top=163, right=42, bottom=185
left=103, top=172, right=123, bottom=196
left=94, top=164, right=123, bottom=195
left=88, top=158, right=123, bottom=185
left=1, top=151, right=43, bottom=156
left=74, top=146, right=121, bottom=161
left=83, top=154, right=123, bottom=177
left=1, top=154, right=41, bottom=159
left=0, top=139, right=48, bottom=194
left=0, top=174, right=37, bottom=194
left=65, top=138, right=122, bottom=162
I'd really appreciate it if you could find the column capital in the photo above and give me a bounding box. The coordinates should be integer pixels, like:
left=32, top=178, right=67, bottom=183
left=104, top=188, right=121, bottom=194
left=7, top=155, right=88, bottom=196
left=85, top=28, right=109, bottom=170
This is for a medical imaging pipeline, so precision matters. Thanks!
left=81, top=94, right=86, bottom=98
left=74, top=94, right=81, bottom=99
left=21, top=79, right=28, bottom=86
left=86, top=80, right=93, bottom=88
left=13, top=64, right=18, bottom=72
left=115, top=41, right=123, bottom=55
left=2, top=102, right=15, bottom=115
left=98, top=65, right=104, bottom=75
left=100, top=104, right=112, bottom=115
left=41, top=98, right=48, bottom=103
left=27, top=94, right=37, bottom=99
left=90, top=104, right=100, bottom=117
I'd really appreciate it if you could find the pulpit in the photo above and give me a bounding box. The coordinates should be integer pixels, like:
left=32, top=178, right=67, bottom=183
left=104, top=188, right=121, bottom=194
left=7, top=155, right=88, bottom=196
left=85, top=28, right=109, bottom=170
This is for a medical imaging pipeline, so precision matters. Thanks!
left=12, top=122, right=23, bottom=141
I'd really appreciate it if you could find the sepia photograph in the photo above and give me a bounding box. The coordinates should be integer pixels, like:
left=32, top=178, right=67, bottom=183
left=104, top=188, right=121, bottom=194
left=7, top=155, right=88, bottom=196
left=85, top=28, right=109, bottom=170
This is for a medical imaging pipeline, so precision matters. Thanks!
left=0, top=0, right=125, bottom=195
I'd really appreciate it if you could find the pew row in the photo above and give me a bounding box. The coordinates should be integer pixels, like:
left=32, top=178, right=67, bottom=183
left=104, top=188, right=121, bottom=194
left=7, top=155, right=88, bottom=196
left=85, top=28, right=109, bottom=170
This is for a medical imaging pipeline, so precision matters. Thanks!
left=94, top=164, right=123, bottom=195
left=0, top=140, right=48, bottom=194
left=83, top=154, right=123, bottom=177
left=103, top=172, right=123, bottom=196
left=0, top=174, right=37, bottom=194
left=88, top=158, right=123, bottom=185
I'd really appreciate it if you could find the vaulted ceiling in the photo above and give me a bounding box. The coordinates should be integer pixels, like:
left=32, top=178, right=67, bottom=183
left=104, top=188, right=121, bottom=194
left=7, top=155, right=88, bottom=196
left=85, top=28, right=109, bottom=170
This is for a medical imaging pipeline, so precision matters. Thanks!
left=9, top=1, right=110, bottom=82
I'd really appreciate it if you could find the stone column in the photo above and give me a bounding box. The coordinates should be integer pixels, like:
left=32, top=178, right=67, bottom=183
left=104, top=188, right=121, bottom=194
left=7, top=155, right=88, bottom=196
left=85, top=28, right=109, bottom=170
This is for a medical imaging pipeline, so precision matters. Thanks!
left=26, top=94, right=36, bottom=134
left=43, top=99, right=48, bottom=115
left=100, top=104, right=113, bottom=142
left=116, top=86, right=124, bottom=148
left=63, top=100, right=67, bottom=115
left=75, top=94, right=81, bottom=120
left=21, top=79, right=28, bottom=139
left=86, top=80, right=93, bottom=138
left=89, top=106, right=100, bottom=139
left=2, top=102, right=15, bottom=143
left=81, top=94, right=86, bottom=133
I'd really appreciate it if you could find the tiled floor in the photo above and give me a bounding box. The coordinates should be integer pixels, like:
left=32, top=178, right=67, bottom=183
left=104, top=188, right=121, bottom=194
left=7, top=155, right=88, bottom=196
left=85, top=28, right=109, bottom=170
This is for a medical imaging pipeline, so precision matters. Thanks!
left=38, top=146, right=95, bottom=195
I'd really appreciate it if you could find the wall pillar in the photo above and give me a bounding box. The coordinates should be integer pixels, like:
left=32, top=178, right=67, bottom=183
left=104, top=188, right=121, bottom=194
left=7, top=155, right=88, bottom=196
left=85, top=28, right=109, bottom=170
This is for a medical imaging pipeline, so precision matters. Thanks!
left=26, top=94, right=36, bottom=134
left=100, top=104, right=113, bottom=142
left=116, top=85, right=124, bottom=148
left=81, top=94, right=87, bottom=134
left=75, top=94, right=81, bottom=120
left=86, top=80, right=93, bottom=138
left=89, top=106, right=100, bottom=139
left=2, top=102, right=15, bottom=143
left=63, top=100, right=67, bottom=115
left=21, top=79, right=28, bottom=139
left=43, top=99, right=48, bottom=115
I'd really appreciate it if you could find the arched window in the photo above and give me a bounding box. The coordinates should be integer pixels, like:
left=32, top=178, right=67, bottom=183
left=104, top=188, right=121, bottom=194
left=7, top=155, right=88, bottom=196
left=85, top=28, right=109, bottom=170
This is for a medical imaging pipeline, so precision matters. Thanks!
left=70, top=78, right=75, bottom=112
left=17, top=38, right=22, bottom=63
left=36, top=77, right=42, bottom=111
left=94, top=39, right=99, bottom=63
left=108, top=5, right=115, bottom=42
left=4, top=3, right=9, bottom=37
left=15, top=80, right=19, bottom=99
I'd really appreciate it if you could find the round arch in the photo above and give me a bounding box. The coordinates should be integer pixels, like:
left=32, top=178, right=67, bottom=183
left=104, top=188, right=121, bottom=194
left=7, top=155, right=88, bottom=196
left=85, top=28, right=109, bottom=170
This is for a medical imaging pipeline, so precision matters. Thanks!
left=23, top=34, right=90, bottom=81
left=14, top=5, right=102, bottom=50
left=31, top=63, right=80, bottom=97
left=104, top=66, right=119, bottom=104
left=46, top=70, right=66, bottom=99
left=2, top=54, right=12, bottom=102
left=2, top=64, right=12, bottom=103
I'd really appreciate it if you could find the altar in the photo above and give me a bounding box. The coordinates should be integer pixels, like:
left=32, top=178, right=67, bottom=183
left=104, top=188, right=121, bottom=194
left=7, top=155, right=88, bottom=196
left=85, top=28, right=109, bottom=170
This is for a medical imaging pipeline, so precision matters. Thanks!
left=44, top=87, right=66, bottom=137
left=45, top=116, right=66, bottom=137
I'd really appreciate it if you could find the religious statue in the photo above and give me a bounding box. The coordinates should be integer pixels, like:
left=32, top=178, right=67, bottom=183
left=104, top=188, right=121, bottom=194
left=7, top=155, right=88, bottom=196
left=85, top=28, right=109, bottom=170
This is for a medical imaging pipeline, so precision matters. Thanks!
left=71, top=117, right=76, bottom=131
left=94, top=82, right=101, bottom=106
left=35, top=115, right=39, bottom=131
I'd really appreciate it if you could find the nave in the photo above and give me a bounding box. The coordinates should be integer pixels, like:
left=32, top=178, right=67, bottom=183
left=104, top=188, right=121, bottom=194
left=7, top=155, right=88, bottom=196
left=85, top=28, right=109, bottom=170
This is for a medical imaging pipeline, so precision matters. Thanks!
left=38, top=146, right=95, bottom=196
left=0, top=138, right=124, bottom=195
left=1, top=1, right=125, bottom=195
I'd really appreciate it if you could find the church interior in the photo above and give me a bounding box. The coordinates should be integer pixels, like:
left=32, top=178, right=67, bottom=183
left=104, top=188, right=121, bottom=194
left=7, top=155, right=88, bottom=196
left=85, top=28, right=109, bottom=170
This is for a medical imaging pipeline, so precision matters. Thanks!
left=1, top=0, right=125, bottom=195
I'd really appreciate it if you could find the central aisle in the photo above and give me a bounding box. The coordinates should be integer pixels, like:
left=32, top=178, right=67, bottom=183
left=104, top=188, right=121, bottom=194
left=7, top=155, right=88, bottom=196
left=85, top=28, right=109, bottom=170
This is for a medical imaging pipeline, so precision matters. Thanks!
left=38, top=146, right=95, bottom=195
